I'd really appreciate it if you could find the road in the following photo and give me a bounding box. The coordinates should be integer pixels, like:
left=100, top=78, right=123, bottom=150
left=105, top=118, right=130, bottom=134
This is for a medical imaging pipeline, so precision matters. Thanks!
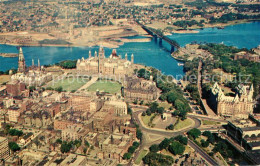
left=132, top=109, right=219, bottom=166
left=188, top=139, right=218, bottom=166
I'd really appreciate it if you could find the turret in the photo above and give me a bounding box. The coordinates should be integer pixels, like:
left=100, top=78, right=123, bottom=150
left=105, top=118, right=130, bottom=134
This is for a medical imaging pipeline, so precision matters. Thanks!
left=94, top=51, right=97, bottom=58
left=38, top=59, right=40, bottom=70
left=125, top=53, right=128, bottom=60
left=32, top=59, right=34, bottom=67
left=18, top=47, right=26, bottom=73
left=89, top=50, right=92, bottom=59
left=18, top=47, right=24, bottom=61
left=131, top=54, right=134, bottom=63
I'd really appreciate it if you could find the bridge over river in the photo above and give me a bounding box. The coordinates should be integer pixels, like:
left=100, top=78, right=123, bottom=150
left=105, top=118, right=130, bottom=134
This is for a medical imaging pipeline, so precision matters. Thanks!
left=139, top=23, right=180, bottom=52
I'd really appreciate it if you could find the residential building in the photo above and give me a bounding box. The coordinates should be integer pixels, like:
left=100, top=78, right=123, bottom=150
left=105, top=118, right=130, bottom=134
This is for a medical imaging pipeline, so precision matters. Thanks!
left=0, top=137, right=9, bottom=161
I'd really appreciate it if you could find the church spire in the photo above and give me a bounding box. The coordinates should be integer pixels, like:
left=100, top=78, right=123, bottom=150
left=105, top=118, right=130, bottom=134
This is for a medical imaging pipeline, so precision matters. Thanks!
left=18, top=47, right=26, bottom=73
left=131, top=54, right=134, bottom=63
left=18, top=47, right=24, bottom=61
left=32, top=59, right=34, bottom=66
left=38, top=59, right=40, bottom=70
left=89, top=50, right=92, bottom=59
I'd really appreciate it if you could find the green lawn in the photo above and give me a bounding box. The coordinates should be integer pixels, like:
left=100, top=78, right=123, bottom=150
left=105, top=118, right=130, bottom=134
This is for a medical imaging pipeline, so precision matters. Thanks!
left=47, top=76, right=87, bottom=92
left=87, top=80, right=121, bottom=94
left=174, top=118, right=193, bottom=130
left=141, top=114, right=153, bottom=127
left=135, top=149, right=148, bottom=165
left=202, top=120, right=221, bottom=125
left=158, top=102, right=172, bottom=110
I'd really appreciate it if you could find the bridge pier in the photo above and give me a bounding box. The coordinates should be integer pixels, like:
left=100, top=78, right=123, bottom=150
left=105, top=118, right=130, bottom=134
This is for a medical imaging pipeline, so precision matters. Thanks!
left=159, top=38, right=162, bottom=46
left=171, top=46, right=175, bottom=52
left=154, top=35, right=157, bottom=42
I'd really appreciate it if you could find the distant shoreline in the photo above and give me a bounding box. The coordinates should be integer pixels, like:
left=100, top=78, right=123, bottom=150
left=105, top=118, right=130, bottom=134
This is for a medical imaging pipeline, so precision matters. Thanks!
left=0, top=20, right=259, bottom=48
left=0, top=53, right=18, bottom=58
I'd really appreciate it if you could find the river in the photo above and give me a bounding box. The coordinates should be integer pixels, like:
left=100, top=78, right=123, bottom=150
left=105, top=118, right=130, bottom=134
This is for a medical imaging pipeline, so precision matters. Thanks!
left=0, top=21, right=260, bottom=77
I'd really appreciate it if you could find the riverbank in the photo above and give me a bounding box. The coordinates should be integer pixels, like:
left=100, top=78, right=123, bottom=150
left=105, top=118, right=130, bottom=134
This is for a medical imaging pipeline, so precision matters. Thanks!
left=0, top=53, right=18, bottom=58
left=0, top=37, right=152, bottom=49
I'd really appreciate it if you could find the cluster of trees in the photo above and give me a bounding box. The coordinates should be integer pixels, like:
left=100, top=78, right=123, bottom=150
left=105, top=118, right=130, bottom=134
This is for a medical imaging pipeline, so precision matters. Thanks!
left=212, top=141, right=233, bottom=158
left=123, top=141, right=139, bottom=160
left=8, top=142, right=20, bottom=153
left=173, top=20, right=204, bottom=29
left=198, top=131, right=215, bottom=148
left=142, top=102, right=165, bottom=116
left=209, top=13, right=260, bottom=24
left=46, top=86, right=64, bottom=93
left=187, top=128, right=201, bottom=140
left=149, top=135, right=187, bottom=155
left=171, top=109, right=187, bottom=120
left=56, top=60, right=77, bottom=69
left=8, top=129, right=23, bottom=137
left=143, top=152, right=174, bottom=166
left=137, top=68, right=151, bottom=80
left=135, top=124, right=143, bottom=141
left=185, top=83, right=200, bottom=104
left=56, top=139, right=83, bottom=153
left=199, top=43, right=260, bottom=98
left=151, top=69, right=190, bottom=113
left=143, top=135, right=188, bottom=165
left=0, top=69, right=17, bottom=75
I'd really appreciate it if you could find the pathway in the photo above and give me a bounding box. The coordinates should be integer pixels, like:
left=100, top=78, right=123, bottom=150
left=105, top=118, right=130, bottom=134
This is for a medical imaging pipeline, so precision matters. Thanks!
left=76, top=76, right=98, bottom=92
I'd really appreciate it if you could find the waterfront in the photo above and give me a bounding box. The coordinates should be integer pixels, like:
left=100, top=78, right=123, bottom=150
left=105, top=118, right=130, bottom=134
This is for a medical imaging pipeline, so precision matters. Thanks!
left=0, top=21, right=260, bottom=77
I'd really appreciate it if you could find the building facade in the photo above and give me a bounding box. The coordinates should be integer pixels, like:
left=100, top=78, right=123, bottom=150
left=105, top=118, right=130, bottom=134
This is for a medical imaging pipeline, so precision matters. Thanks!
left=210, top=83, right=255, bottom=119
left=124, top=75, right=159, bottom=101
left=76, top=47, right=135, bottom=76
left=0, top=137, right=9, bottom=161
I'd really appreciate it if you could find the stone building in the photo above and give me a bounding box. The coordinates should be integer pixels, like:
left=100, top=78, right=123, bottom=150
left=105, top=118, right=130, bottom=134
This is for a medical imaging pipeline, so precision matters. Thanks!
left=6, top=80, right=26, bottom=97
left=234, top=51, right=259, bottom=62
left=210, top=82, right=255, bottom=119
left=124, top=75, right=159, bottom=101
left=76, top=47, right=135, bottom=76
left=12, top=47, right=52, bottom=86
left=0, top=137, right=9, bottom=161
left=98, top=132, right=134, bottom=163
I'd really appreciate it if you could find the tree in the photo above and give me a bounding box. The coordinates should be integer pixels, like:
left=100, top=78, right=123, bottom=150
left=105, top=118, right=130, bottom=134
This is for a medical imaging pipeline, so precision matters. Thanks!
left=137, top=68, right=151, bottom=80
left=55, top=86, right=63, bottom=93
left=8, top=142, right=20, bottom=152
left=60, top=142, right=72, bottom=153
left=123, top=153, right=132, bottom=160
left=136, top=129, right=142, bottom=140
left=8, top=129, right=23, bottom=137
left=85, top=140, right=90, bottom=147
left=128, top=146, right=136, bottom=154
left=133, top=141, right=139, bottom=148
left=201, top=139, right=209, bottom=148
left=166, top=124, right=174, bottom=130
left=143, top=152, right=174, bottom=166
left=149, top=144, right=160, bottom=153
left=174, top=135, right=188, bottom=145
left=187, top=128, right=201, bottom=140
left=159, top=138, right=171, bottom=150
left=56, top=138, right=62, bottom=144
left=168, top=141, right=185, bottom=155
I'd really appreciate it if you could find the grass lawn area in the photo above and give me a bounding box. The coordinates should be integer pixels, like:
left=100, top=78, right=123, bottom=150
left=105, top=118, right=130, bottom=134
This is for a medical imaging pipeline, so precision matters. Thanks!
left=202, top=120, right=221, bottom=125
left=87, top=80, right=121, bottom=94
left=159, top=102, right=172, bottom=110
left=135, top=149, right=148, bottom=165
left=213, top=69, right=234, bottom=83
left=47, top=76, right=87, bottom=92
left=0, top=75, right=11, bottom=85
left=174, top=118, right=193, bottom=130
left=141, top=114, right=153, bottom=127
